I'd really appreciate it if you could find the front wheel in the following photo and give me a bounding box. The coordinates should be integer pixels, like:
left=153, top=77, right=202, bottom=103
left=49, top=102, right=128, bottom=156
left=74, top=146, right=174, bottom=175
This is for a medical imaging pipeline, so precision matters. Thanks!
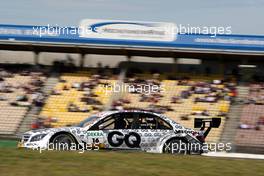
left=49, top=134, right=76, bottom=150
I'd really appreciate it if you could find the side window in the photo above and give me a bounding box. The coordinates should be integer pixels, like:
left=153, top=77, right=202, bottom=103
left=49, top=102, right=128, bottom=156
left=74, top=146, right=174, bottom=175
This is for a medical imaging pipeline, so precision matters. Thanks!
left=112, top=112, right=135, bottom=129
left=119, top=112, right=134, bottom=129
left=131, top=113, right=172, bottom=130
left=156, top=118, right=172, bottom=130
left=131, top=113, right=157, bottom=129
left=99, top=116, right=116, bottom=130
left=89, top=113, right=135, bottom=130
left=88, top=113, right=173, bottom=130
left=89, top=115, right=115, bottom=130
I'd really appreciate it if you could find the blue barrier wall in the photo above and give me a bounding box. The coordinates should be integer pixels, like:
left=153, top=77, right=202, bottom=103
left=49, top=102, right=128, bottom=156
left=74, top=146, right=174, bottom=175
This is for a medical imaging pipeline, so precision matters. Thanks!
left=0, top=24, right=264, bottom=52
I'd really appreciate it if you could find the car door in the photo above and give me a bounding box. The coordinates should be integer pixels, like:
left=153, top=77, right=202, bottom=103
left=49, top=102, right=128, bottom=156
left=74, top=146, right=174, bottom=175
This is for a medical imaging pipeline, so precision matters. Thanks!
left=85, top=119, right=108, bottom=150
left=131, top=112, right=174, bottom=152
left=104, top=112, right=142, bottom=150
left=87, top=112, right=140, bottom=150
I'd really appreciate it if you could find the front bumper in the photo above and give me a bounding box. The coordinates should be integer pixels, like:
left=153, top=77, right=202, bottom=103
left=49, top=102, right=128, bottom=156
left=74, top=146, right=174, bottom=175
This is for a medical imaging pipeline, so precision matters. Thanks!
left=17, top=141, right=49, bottom=149
left=18, top=134, right=50, bottom=150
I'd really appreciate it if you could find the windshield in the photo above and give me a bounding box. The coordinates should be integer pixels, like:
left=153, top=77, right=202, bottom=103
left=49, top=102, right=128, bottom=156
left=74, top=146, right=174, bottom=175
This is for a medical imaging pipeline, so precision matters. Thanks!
left=77, top=116, right=99, bottom=127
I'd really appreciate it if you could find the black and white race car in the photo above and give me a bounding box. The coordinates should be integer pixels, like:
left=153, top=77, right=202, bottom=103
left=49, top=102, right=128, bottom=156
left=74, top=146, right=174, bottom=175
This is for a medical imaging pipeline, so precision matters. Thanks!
left=18, top=110, right=221, bottom=154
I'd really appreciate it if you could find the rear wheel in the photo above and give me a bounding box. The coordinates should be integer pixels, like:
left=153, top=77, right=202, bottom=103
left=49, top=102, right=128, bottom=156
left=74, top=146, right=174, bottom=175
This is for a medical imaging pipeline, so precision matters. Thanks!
left=163, top=139, right=189, bottom=154
left=50, top=134, right=76, bottom=150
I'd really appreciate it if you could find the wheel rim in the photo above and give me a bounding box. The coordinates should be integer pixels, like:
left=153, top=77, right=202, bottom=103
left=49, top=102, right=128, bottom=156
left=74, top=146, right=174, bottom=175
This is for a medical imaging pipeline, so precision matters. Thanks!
left=51, top=134, right=75, bottom=150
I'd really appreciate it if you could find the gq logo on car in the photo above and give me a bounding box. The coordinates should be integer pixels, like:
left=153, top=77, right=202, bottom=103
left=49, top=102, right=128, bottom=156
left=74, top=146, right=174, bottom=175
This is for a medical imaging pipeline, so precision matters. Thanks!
left=107, top=131, right=141, bottom=148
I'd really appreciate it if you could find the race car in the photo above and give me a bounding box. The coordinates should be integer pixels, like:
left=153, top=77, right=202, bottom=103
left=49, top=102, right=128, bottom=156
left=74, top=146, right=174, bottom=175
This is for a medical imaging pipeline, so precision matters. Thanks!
left=18, top=110, right=221, bottom=154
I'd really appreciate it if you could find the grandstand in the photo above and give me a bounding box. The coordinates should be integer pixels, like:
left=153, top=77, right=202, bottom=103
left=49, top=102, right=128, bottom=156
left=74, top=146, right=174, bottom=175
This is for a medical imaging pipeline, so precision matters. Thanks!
left=113, top=74, right=233, bottom=143
left=235, top=84, right=264, bottom=152
left=0, top=21, right=264, bottom=154
left=0, top=67, right=46, bottom=134
left=40, top=71, right=118, bottom=127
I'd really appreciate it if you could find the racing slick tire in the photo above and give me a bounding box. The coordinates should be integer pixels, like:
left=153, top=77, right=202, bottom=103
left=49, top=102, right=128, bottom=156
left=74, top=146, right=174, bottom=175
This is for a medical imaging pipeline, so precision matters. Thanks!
left=49, top=133, right=77, bottom=150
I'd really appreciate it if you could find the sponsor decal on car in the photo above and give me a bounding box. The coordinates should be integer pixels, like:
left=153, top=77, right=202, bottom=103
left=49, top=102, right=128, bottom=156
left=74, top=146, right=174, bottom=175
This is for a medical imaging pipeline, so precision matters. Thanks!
left=87, top=131, right=104, bottom=137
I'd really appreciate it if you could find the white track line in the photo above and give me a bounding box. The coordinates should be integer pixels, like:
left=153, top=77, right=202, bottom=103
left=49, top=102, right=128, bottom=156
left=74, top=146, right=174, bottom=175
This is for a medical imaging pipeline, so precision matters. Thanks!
left=202, top=152, right=264, bottom=160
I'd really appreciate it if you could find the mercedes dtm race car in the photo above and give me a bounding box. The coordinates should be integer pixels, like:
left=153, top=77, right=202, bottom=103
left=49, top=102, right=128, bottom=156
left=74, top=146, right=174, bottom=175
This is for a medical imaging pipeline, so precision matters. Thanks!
left=18, top=110, right=221, bottom=154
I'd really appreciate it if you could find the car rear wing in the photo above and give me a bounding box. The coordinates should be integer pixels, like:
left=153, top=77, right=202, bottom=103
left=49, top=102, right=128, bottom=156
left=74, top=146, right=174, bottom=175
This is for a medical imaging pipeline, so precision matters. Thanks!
left=194, top=118, right=221, bottom=128
left=194, top=118, right=221, bottom=140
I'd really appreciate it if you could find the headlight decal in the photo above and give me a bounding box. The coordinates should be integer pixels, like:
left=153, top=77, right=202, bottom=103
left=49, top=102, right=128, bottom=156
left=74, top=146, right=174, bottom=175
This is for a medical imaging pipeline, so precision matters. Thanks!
left=30, top=134, right=47, bottom=142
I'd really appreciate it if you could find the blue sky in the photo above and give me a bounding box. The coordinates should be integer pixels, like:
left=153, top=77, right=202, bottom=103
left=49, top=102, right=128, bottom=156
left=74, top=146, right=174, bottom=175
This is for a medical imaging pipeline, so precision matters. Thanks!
left=1, top=0, right=264, bottom=35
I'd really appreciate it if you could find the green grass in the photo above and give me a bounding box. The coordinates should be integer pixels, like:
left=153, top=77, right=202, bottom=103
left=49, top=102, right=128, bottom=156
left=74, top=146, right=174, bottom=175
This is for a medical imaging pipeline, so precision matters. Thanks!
left=0, top=147, right=263, bottom=176
left=0, top=140, right=17, bottom=148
